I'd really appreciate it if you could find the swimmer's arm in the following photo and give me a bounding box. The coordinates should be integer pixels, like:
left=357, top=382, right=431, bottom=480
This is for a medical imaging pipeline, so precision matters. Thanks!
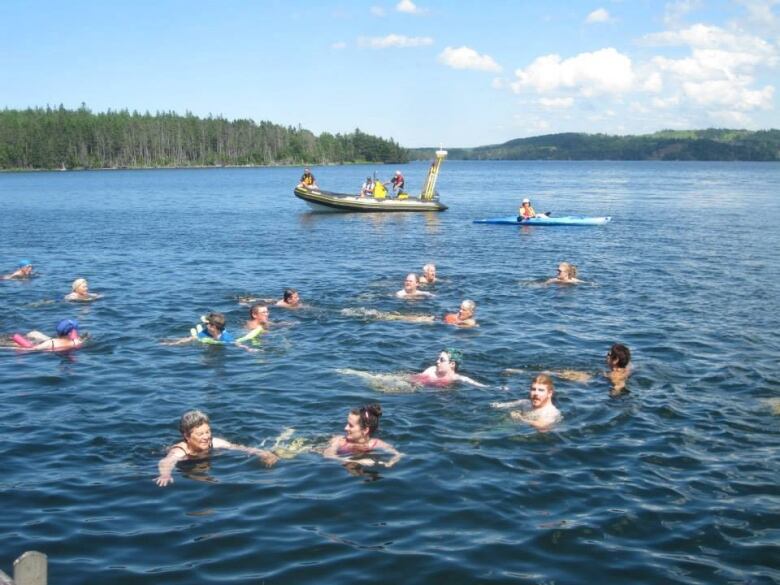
left=491, top=399, right=526, bottom=409
left=550, top=369, right=593, bottom=383
left=213, top=437, right=278, bottom=467
left=161, top=336, right=196, bottom=346
left=458, top=374, right=488, bottom=388
left=322, top=436, right=342, bottom=460
left=457, top=319, right=477, bottom=328
left=155, top=448, right=187, bottom=487
left=374, top=439, right=402, bottom=468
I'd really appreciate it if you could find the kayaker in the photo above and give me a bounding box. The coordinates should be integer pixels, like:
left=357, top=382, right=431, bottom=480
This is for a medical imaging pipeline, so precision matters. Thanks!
left=155, top=410, right=278, bottom=487
left=297, top=168, right=318, bottom=190
left=491, top=374, right=561, bottom=430
left=323, top=404, right=402, bottom=468
left=396, top=273, right=434, bottom=299
left=517, top=198, right=541, bottom=220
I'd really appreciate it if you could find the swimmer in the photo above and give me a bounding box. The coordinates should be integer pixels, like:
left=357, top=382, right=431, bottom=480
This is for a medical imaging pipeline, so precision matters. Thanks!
left=419, top=263, right=437, bottom=286
left=491, top=374, right=561, bottom=430
left=396, top=273, right=434, bottom=299
left=545, top=262, right=584, bottom=285
left=245, top=304, right=270, bottom=331
left=276, top=288, right=303, bottom=309
left=1, top=259, right=33, bottom=280
left=7, top=318, right=84, bottom=351
left=443, top=299, right=478, bottom=327
left=162, top=312, right=253, bottom=350
left=323, top=404, right=402, bottom=467
left=605, top=343, right=632, bottom=394
left=155, top=410, right=278, bottom=487
left=64, top=278, right=103, bottom=302
left=410, top=349, right=487, bottom=388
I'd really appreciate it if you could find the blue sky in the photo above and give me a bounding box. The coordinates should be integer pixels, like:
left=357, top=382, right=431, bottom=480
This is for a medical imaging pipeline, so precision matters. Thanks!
left=1, top=0, right=778, bottom=147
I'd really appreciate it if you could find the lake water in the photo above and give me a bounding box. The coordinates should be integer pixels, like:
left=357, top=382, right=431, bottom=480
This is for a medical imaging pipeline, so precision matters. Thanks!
left=1, top=161, right=779, bottom=584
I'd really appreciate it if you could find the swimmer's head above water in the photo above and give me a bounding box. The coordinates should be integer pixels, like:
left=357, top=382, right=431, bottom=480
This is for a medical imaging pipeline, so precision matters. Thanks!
left=55, top=318, right=79, bottom=339
left=348, top=403, right=382, bottom=438
left=179, top=409, right=210, bottom=438
left=606, top=343, right=631, bottom=369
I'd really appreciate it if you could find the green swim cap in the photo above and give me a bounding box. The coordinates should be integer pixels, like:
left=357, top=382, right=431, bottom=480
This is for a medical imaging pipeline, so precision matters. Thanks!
left=445, top=347, right=463, bottom=364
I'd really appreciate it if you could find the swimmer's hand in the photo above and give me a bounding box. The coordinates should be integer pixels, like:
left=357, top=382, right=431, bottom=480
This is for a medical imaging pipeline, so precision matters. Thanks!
left=155, top=474, right=173, bottom=487
left=353, top=457, right=375, bottom=466
left=259, top=451, right=279, bottom=467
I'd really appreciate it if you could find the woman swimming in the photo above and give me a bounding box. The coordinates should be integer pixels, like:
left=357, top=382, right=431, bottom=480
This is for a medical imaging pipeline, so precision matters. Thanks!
left=155, top=410, right=278, bottom=487
left=410, top=349, right=486, bottom=388
left=323, top=404, right=402, bottom=468
left=7, top=319, right=84, bottom=352
left=64, top=278, right=103, bottom=302
left=545, top=262, right=584, bottom=285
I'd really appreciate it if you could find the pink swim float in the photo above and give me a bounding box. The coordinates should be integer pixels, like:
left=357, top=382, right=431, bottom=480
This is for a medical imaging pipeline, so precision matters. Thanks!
left=12, top=333, right=33, bottom=348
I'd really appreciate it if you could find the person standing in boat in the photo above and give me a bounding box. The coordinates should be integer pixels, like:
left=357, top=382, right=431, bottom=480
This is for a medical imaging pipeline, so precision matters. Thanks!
left=298, top=168, right=318, bottom=191
left=390, top=170, right=405, bottom=196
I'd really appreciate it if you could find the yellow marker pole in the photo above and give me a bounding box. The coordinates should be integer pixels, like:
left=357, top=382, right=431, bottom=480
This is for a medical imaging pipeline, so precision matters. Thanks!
left=420, top=148, right=448, bottom=201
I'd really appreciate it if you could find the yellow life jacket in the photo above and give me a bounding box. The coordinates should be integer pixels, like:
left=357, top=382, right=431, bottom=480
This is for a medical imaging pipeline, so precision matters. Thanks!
left=373, top=181, right=387, bottom=199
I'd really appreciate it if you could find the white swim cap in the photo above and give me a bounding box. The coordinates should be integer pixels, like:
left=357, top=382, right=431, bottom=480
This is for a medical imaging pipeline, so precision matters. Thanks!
left=395, top=170, right=401, bottom=175
left=522, top=198, right=530, bottom=204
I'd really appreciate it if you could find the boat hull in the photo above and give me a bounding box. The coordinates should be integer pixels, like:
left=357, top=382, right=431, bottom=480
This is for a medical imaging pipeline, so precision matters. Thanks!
left=473, top=215, right=611, bottom=226
left=294, top=187, right=447, bottom=212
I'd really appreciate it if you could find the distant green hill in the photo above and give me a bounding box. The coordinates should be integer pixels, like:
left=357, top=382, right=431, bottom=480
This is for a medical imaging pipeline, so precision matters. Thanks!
left=411, top=129, right=780, bottom=161
left=0, top=105, right=409, bottom=170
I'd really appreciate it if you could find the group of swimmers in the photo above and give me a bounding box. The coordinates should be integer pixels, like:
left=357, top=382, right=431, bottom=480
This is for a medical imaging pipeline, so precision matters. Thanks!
left=1, top=260, right=103, bottom=351
left=3, top=255, right=632, bottom=485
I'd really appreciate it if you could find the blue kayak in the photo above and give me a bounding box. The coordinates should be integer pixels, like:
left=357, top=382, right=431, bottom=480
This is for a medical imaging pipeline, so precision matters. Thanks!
left=473, top=215, right=611, bottom=226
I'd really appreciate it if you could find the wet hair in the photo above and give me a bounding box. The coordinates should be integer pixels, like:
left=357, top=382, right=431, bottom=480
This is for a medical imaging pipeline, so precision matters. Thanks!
left=283, top=288, right=298, bottom=303
left=351, top=404, right=382, bottom=435
left=179, top=410, right=210, bottom=437
left=559, top=262, right=577, bottom=279
left=72, top=278, right=87, bottom=292
left=531, top=373, right=554, bottom=392
left=460, top=299, right=475, bottom=313
left=205, top=312, right=226, bottom=331
left=249, top=304, right=267, bottom=318
left=443, top=348, right=463, bottom=371
left=608, top=343, right=631, bottom=368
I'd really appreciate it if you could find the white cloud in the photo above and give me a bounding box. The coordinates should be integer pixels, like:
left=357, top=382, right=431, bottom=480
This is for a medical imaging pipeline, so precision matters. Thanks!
left=652, top=95, right=680, bottom=108
left=642, top=23, right=776, bottom=57
left=357, top=34, right=433, bottom=48
left=491, top=77, right=505, bottom=89
left=643, top=71, right=664, bottom=92
left=438, top=46, right=502, bottom=72
left=664, top=0, right=701, bottom=27
left=511, top=48, right=634, bottom=96
left=585, top=8, right=611, bottom=24
left=331, top=41, right=347, bottom=50
left=682, top=80, right=774, bottom=110
left=396, top=0, right=422, bottom=14
left=539, top=97, right=574, bottom=108
left=370, top=6, right=386, bottom=17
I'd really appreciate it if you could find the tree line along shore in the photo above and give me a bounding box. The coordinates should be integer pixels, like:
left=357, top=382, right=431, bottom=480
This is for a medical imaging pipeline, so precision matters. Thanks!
left=411, top=129, right=780, bottom=162
left=0, top=105, right=409, bottom=171
left=1, top=106, right=778, bottom=171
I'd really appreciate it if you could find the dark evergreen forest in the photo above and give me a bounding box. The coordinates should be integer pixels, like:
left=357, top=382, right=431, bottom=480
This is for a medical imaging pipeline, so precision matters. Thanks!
left=0, top=105, right=409, bottom=170
left=411, top=129, right=780, bottom=161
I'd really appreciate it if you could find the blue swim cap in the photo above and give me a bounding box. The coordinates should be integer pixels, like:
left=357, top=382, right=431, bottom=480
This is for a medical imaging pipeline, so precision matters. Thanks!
left=56, top=319, right=79, bottom=336
left=17, top=259, right=31, bottom=268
